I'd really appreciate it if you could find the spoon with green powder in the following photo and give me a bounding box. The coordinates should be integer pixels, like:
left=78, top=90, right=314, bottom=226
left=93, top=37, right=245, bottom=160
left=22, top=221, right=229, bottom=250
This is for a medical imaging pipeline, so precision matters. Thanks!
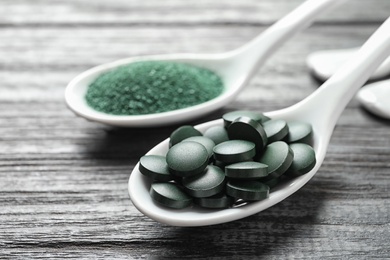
left=128, top=16, right=390, bottom=226
left=65, top=0, right=341, bottom=127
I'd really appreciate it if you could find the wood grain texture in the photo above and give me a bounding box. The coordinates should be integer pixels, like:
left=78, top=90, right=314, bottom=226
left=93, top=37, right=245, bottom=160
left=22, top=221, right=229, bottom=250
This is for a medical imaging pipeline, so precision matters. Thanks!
left=0, top=0, right=389, bottom=259
left=1, top=0, right=389, bottom=25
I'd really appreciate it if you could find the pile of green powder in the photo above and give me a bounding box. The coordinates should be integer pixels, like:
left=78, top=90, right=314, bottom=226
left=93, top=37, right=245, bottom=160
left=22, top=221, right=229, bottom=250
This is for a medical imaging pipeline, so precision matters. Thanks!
left=85, top=61, right=224, bottom=115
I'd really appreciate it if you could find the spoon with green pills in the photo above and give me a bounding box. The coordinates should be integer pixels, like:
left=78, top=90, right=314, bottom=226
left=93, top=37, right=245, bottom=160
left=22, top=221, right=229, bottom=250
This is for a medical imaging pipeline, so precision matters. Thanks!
left=129, top=16, right=390, bottom=226
left=65, top=0, right=340, bottom=127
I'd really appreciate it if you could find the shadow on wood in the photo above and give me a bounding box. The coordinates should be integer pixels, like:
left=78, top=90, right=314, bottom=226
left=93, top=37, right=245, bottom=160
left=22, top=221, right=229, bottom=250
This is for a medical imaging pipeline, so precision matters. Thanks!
left=142, top=186, right=325, bottom=258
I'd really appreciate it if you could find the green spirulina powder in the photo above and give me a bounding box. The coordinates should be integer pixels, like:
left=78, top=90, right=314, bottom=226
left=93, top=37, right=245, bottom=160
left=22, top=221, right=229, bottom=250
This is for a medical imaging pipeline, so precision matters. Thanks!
left=85, top=61, right=224, bottom=115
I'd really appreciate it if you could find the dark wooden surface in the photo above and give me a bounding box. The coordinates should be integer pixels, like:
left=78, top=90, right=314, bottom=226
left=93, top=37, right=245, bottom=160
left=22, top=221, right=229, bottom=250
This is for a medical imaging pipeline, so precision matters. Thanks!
left=1, top=0, right=390, bottom=259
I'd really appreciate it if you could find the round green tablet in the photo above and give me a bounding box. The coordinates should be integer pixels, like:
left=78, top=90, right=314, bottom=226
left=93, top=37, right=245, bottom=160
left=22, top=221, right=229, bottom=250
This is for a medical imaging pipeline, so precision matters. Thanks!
left=182, top=136, right=215, bottom=159
left=169, top=125, right=202, bottom=147
left=203, top=125, right=229, bottom=145
left=139, top=155, right=173, bottom=181
left=194, top=192, right=235, bottom=209
left=262, top=178, right=279, bottom=189
left=284, top=121, right=313, bottom=144
left=222, top=110, right=270, bottom=128
left=286, top=143, right=316, bottom=176
left=226, top=180, right=269, bottom=201
left=150, top=182, right=192, bottom=209
left=182, top=165, right=226, bottom=198
left=166, top=141, right=209, bottom=177
left=257, top=141, right=294, bottom=179
left=225, top=161, right=268, bottom=179
left=263, top=119, right=289, bottom=144
left=214, top=159, right=226, bottom=167
left=213, top=140, right=256, bottom=164
left=228, top=117, right=268, bottom=150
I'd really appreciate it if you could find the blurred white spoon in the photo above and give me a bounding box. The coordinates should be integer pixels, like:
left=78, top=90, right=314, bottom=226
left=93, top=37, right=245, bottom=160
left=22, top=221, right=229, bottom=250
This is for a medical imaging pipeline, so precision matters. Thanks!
left=356, top=79, right=390, bottom=119
left=307, top=44, right=390, bottom=120
left=129, top=16, right=390, bottom=226
left=65, top=0, right=340, bottom=127
left=307, top=47, right=390, bottom=82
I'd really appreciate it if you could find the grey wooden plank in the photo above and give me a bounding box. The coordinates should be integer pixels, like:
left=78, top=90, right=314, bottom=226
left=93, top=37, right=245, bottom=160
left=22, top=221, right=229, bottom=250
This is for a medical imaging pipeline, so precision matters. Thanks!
left=0, top=0, right=389, bottom=25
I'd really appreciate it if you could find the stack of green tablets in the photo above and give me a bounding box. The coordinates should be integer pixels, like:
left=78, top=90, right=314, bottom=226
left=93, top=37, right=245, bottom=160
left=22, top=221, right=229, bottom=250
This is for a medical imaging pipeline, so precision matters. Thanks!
left=138, top=110, right=316, bottom=209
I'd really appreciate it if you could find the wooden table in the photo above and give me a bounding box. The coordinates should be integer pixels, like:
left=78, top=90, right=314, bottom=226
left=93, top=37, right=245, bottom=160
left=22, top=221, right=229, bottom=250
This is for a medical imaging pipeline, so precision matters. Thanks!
left=1, top=0, right=389, bottom=258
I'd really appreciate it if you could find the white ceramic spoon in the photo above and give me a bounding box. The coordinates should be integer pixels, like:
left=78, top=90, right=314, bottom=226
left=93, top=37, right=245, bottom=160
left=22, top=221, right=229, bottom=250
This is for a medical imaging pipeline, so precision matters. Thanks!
left=128, top=16, right=390, bottom=226
left=65, top=0, right=340, bottom=127
left=356, top=79, right=390, bottom=120
left=307, top=47, right=390, bottom=82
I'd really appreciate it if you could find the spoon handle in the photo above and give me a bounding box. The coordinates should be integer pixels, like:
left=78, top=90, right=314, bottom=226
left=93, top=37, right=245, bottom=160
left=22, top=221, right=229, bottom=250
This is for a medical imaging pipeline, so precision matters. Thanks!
left=295, top=16, right=390, bottom=134
left=229, top=0, right=341, bottom=75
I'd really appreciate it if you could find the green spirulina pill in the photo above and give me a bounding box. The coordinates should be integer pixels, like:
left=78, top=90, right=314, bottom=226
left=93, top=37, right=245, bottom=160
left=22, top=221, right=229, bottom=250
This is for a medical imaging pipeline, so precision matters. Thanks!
left=150, top=182, right=192, bottom=209
left=203, top=125, right=229, bottom=145
left=286, top=143, right=316, bottom=176
left=213, top=160, right=227, bottom=170
left=194, top=192, right=235, bottom=209
left=182, top=136, right=215, bottom=159
left=169, top=125, right=202, bottom=147
left=263, top=119, right=289, bottom=144
left=213, top=140, right=256, bottom=164
left=226, top=180, right=269, bottom=201
left=228, top=117, right=268, bottom=150
left=222, top=110, right=270, bottom=128
left=257, top=141, right=294, bottom=179
left=182, top=165, right=225, bottom=198
left=139, top=155, right=172, bottom=181
left=263, top=178, right=279, bottom=189
left=284, top=121, right=313, bottom=144
left=166, top=141, right=209, bottom=177
left=225, top=161, right=268, bottom=179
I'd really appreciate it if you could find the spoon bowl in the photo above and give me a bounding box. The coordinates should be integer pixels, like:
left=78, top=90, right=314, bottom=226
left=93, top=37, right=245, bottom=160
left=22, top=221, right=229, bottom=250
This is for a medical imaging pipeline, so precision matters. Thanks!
left=65, top=0, right=340, bottom=127
left=65, top=53, right=230, bottom=127
left=129, top=16, right=390, bottom=226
